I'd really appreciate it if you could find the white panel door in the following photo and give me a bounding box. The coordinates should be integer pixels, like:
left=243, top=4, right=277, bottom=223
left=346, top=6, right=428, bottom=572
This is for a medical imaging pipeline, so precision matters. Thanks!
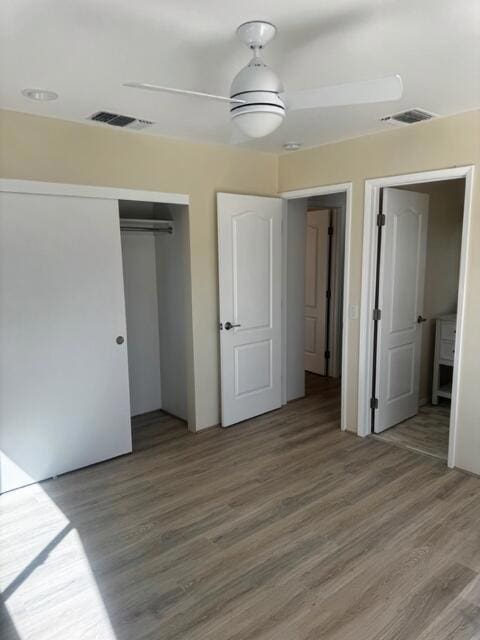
left=217, top=193, right=282, bottom=427
left=0, top=192, right=132, bottom=492
left=304, top=209, right=330, bottom=375
left=375, top=188, right=429, bottom=433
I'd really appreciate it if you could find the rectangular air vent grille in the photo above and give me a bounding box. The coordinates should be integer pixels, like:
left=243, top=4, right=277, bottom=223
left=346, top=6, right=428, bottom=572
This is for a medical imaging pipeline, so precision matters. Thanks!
left=381, top=108, right=436, bottom=126
left=88, top=111, right=154, bottom=130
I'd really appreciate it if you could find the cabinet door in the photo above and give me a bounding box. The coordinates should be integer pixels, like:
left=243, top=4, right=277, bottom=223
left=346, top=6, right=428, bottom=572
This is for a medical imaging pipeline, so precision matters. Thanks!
left=0, top=192, right=131, bottom=492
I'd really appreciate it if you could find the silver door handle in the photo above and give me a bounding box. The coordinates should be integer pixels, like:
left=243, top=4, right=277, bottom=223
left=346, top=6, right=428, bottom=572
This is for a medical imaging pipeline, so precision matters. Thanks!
left=224, top=321, right=241, bottom=330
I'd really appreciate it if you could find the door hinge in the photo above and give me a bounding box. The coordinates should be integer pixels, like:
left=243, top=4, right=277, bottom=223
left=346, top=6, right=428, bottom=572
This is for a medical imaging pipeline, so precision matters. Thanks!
left=370, top=397, right=379, bottom=410
left=377, top=213, right=386, bottom=226
left=373, top=308, right=382, bottom=321
left=328, top=225, right=334, bottom=235
left=325, top=350, right=330, bottom=360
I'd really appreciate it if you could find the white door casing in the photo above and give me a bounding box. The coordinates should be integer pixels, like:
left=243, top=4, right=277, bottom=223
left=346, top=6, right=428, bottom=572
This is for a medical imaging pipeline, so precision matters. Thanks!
left=304, top=209, right=330, bottom=375
left=330, top=208, right=345, bottom=379
left=375, top=188, right=429, bottom=433
left=0, top=192, right=132, bottom=492
left=217, top=193, right=282, bottom=427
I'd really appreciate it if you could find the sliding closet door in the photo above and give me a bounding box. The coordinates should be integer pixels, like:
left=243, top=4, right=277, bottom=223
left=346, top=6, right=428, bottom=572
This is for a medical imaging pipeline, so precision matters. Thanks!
left=0, top=192, right=131, bottom=493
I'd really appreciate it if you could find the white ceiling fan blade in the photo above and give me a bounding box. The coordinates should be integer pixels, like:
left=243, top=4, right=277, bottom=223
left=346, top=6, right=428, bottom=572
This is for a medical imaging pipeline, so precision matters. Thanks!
left=123, top=83, right=246, bottom=104
left=284, top=75, right=403, bottom=111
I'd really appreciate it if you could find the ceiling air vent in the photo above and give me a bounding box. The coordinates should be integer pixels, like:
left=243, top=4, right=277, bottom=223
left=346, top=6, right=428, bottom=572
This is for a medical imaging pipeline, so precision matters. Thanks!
left=88, top=111, right=154, bottom=130
left=381, top=108, right=436, bottom=126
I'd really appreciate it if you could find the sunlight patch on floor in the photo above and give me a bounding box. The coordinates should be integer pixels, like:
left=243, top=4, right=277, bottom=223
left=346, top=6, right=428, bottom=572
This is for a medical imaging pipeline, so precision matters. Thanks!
left=1, top=484, right=116, bottom=640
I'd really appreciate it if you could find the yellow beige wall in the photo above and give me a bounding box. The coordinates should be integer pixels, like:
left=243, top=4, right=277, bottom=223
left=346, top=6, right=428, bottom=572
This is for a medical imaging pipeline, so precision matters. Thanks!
left=1, top=108, right=479, bottom=474
left=279, top=109, right=480, bottom=474
left=0, top=109, right=278, bottom=431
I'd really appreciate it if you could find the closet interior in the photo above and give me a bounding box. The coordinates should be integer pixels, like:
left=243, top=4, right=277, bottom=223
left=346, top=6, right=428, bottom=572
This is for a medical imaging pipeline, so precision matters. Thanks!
left=119, top=199, right=190, bottom=423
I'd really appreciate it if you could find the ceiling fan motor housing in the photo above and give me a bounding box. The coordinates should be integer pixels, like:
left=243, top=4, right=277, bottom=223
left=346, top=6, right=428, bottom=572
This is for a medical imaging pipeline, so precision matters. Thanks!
left=230, top=56, right=285, bottom=137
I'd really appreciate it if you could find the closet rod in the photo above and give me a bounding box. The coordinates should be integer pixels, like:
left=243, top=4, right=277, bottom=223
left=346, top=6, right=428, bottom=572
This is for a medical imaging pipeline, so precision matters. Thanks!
left=120, top=226, right=173, bottom=234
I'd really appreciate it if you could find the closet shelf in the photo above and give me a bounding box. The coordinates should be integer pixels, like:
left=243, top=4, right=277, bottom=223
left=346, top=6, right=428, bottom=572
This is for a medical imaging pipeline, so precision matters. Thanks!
left=120, top=218, right=174, bottom=234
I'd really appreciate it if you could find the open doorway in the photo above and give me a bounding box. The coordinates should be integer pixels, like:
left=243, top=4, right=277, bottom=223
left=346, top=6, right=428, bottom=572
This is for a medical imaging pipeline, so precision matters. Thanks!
left=281, top=184, right=352, bottom=431
left=304, top=195, right=345, bottom=379
left=119, top=199, right=191, bottom=445
left=371, top=180, right=465, bottom=461
left=359, top=166, right=474, bottom=467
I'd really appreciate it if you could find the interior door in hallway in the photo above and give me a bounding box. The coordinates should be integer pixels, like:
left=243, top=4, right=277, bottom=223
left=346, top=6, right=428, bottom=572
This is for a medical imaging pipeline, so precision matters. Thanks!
left=217, top=192, right=282, bottom=427
left=304, top=209, right=331, bottom=375
left=374, top=187, right=429, bottom=433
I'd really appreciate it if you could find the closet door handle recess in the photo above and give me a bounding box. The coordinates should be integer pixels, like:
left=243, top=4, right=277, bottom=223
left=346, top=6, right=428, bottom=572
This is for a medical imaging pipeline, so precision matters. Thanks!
left=116, top=336, right=125, bottom=344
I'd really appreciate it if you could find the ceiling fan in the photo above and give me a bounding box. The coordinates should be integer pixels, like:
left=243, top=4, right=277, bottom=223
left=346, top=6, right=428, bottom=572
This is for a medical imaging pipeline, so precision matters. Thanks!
left=124, top=20, right=403, bottom=140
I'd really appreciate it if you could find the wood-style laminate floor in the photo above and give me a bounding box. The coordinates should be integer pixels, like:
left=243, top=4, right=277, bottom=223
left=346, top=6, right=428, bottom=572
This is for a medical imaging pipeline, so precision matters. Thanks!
left=2, top=376, right=480, bottom=640
left=375, top=402, right=450, bottom=460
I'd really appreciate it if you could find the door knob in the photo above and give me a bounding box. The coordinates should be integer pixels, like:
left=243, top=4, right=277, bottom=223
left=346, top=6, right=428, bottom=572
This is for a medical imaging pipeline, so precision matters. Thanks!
left=417, top=315, right=427, bottom=324
left=116, top=336, right=125, bottom=344
left=224, top=321, right=241, bottom=331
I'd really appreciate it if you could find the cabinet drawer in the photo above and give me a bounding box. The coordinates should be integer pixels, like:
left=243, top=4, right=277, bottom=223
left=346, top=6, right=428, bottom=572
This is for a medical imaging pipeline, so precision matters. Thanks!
left=440, top=321, right=456, bottom=342
left=439, top=340, right=455, bottom=362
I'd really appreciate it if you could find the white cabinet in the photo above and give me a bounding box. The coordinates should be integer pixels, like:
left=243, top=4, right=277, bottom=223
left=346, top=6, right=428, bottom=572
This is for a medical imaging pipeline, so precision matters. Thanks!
left=432, top=314, right=456, bottom=404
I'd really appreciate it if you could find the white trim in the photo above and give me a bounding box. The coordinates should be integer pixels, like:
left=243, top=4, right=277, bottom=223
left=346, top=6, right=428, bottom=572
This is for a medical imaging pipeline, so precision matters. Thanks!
left=280, top=182, right=353, bottom=433
left=358, top=165, right=475, bottom=470
left=280, top=183, right=352, bottom=201
left=448, top=168, right=475, bottom=468
left=281, top=199, right=288, bottom=404
left=0, top=179, right=189, bottom=205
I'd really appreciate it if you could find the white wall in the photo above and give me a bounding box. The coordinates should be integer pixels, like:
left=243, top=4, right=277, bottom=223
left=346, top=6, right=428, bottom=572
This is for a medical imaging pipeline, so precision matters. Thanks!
left=156, top=205, right=190, bottom=421
left=121, top=232, right=162, bottom=416
left=284, top=198, right=308, bottom=402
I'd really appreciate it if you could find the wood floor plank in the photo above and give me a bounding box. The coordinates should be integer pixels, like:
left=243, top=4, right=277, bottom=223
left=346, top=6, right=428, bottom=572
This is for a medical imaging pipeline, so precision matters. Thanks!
left=1, top=374, right=480, bottom=639
left=375, top=401, right=450, bottom=460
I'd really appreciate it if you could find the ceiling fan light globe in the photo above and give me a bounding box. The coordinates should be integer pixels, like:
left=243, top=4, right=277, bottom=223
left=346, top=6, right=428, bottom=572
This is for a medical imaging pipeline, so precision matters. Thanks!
left=231, top=58, right=283, bottom=96
left=232, top=110, right=284, bottom=138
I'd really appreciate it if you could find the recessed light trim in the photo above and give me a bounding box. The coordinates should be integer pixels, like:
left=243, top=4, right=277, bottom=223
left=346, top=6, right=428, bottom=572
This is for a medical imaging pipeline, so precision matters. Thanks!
left=283, top=142, right=302, bottom=151
left=21, top=88, right=59, bottom=102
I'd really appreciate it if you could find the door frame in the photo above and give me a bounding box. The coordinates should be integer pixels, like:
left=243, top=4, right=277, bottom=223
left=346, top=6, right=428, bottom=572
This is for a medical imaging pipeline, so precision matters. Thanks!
left=280, top=182, right=353, bottom=432
left=358, top=166, right=475, bottom=469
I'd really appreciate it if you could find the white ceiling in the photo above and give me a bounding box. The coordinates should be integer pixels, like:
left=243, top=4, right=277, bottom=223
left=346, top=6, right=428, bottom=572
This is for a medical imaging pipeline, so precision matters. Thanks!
left=1, top=0, right=479, bottom=152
